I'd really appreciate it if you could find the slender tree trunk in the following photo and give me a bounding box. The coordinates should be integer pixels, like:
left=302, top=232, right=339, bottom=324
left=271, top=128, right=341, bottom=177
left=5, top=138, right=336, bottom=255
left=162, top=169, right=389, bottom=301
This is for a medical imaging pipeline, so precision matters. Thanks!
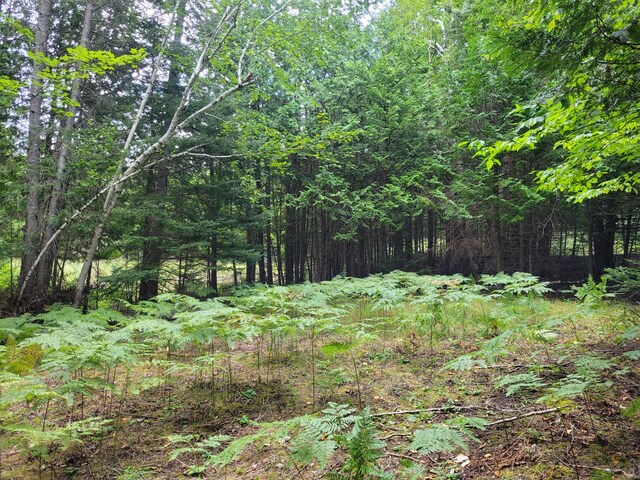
left=587, top=205, right=594, bottom=278
left=623, top=213, right=633, bottom=262
left=37, top=1, right=95, bottom=296
left=72, top=81, right=254, bottom=307
left=265, top=167, right=274, bottom=285
left=258, top=230, right=266, bottom=283
left=592, top=201, right=617, bottom=280
left=208, top=243, right=218, bottom=294
left=138, top=163, right=168, bottom=300
left=245, top=224, right=257, bottom=283
left=19, top=0, right=53, bottom=298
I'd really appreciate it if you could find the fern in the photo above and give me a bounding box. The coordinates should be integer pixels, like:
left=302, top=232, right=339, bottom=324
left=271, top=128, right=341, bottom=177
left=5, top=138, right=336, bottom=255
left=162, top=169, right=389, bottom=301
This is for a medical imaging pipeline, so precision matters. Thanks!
left=0, top=375, right=60, bottom=409
left=573, top=354, right=613, bottom=372
left=496, top=373, right=546, bottom=396
left=444, top=416, right=488, bottom=437
left=4, top=417, right=112, bottom=459
left=408, top=424, right=470, bottom=455
left=621, top=324, right=640, bottom=340
left=480, top=272, right=551, bottom=297
left=330, top=407, right=389, bottom=479
left=572, top=275, right=614, bottom=304
left=290, top=433, right=337, bottom=469
left=207, top=416, right=305, bottom=467
left=290, top=403, right=358, bottom=468
left=623, top=350, right=640, bottom=360
left=167, top=433, right=231, bottom=462
left=408, top=415, right=486, bottom=456
left=441, top=354, right=487, bottom=371
left=537, top=373, right=610, bottom=404
left=1, top=336, right=41, bottom=374
left=604, top=265, right=640, bottom=300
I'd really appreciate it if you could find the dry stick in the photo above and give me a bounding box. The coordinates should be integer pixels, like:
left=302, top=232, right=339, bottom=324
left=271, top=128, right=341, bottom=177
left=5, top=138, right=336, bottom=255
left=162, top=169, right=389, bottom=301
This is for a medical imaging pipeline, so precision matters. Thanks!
left=372, top=405, right=493, bottom=418
left=386, top=452, right=420, bottom=462
left=374, top=406, right=560, bottom=441
left=379, top=432, right=411, bottom=440
left=486, top=407, right=560, bottom=427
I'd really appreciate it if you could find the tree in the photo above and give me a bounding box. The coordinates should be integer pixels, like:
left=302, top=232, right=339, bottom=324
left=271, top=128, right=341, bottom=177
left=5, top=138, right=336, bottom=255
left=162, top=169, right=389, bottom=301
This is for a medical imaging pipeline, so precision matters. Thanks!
left=19, top=0, right=53, bottom=298
left=475, top=0, right=640, bottom=200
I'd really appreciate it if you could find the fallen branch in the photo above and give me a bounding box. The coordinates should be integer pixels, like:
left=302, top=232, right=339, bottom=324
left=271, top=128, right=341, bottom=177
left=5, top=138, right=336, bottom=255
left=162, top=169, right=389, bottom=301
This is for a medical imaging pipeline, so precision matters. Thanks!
left=378, top=432, right=411, bottom=440
left=487, top=407, right=560, bottom=427
left=372, top=405, right=491, bottom=418
left=375, top=406, right=561, bottom=440
left=386, top=452, right=421, bottom=462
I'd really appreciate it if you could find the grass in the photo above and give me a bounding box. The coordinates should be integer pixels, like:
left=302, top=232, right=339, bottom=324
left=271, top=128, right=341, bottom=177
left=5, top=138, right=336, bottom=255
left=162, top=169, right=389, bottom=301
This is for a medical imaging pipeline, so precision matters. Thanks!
left=1, top=271, right=639, bottom=479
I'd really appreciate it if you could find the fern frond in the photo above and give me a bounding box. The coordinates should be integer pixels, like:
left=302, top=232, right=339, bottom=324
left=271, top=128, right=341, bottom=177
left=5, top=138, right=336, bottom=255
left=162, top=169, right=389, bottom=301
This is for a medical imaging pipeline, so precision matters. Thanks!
left=408, top=424, right=469, bottom=455
left=441, top=355, right=487, bottom=371
left=496, top=373, right=546, bottom=396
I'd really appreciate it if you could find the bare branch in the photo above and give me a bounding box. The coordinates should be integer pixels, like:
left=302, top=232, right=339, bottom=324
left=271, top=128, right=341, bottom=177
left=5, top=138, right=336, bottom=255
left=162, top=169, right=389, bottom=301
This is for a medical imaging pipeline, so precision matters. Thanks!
left=237, top=0, right=294, bottom=81
left=486, top=407, right=560, bottom=427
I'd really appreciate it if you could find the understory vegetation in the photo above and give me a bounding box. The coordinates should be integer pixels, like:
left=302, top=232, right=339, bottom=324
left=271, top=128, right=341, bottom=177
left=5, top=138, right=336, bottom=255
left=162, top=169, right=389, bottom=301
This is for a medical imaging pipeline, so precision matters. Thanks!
left=2, top=0, right=640, bottom=477
left=2, top=271, right=640, bottom=479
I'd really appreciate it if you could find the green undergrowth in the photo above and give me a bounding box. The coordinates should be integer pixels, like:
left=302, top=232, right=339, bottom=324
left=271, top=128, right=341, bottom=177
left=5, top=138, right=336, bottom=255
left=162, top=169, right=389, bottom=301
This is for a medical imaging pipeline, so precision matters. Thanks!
left=1, top=271, right=639, bottom=479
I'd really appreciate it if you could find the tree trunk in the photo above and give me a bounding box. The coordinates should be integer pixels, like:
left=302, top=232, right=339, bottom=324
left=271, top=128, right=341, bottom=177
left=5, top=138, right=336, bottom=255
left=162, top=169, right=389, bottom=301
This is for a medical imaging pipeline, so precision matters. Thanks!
left=138, top=2, right=184, bottom=301
left=138, top=162, right=168, bottom=300
left=37, top=1, right=95, bottom=296
left=65, top=3, right=255, bottom=308
left=19, top=0, right=53, bottom=300
left=245, top=224, right=257, bottom=283
left=592, top=202, right=617, bottom=280
left=265, top=168, right=274, bottom=285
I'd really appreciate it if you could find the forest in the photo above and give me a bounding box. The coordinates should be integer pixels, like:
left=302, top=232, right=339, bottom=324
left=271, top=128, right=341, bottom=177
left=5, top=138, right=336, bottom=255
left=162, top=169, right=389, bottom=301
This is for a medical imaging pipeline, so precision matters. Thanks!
left=1, top=0, right=640, bottom=478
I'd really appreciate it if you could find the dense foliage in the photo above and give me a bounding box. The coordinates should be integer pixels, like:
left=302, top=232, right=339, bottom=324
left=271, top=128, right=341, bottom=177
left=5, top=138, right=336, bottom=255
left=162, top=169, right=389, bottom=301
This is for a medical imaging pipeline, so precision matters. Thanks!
left=1, top=1, right=639, bottom=477
left=0, top=0, right=638, bottom=311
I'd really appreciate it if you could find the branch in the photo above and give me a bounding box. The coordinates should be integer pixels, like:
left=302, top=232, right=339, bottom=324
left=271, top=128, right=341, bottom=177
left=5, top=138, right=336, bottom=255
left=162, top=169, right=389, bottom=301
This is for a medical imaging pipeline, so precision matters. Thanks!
left=123, top=0, right=181, bottom=152
left=170, top=3, right=240, bottom=123
left=175, top=72, right=254, bottom=131
left=385, top=452, right=421, bottom=462
left=486, top=407, right=560, bottom=427
left=236, top=0, right=293, bottom=81
left=17, top=156, right=168, bottom=301
left=371, top=405, right=493, bottom=418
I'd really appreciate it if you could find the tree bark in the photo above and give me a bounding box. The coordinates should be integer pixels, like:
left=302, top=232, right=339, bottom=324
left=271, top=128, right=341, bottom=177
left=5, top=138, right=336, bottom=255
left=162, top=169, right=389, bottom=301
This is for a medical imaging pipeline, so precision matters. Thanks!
left=37, top=0, right=95, bottom=296
left=19, top=0, right=53, bottom=299
left=592, top=201, right=617, bottom=280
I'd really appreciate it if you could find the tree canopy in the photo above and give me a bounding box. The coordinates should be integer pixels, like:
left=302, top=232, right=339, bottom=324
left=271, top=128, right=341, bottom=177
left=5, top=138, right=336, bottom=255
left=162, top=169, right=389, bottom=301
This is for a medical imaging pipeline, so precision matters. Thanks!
left=0, top=0, right=638, bottom=311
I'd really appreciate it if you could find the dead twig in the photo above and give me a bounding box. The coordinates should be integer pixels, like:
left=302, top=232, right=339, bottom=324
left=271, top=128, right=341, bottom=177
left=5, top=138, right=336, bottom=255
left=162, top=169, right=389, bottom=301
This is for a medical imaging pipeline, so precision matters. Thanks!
left=487, top=407, right=560, bottom=427
left=386, top=452, right=421, bottom=462
left=372, top=405, right=490, bottom=418
left=378, top=432, right=411, bottom=440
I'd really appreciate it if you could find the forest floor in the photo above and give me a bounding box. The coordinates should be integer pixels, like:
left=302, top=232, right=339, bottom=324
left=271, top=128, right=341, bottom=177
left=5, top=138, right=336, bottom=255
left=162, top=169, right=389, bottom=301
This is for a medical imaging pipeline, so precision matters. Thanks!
left=2, top=272, right=640, bottom=479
